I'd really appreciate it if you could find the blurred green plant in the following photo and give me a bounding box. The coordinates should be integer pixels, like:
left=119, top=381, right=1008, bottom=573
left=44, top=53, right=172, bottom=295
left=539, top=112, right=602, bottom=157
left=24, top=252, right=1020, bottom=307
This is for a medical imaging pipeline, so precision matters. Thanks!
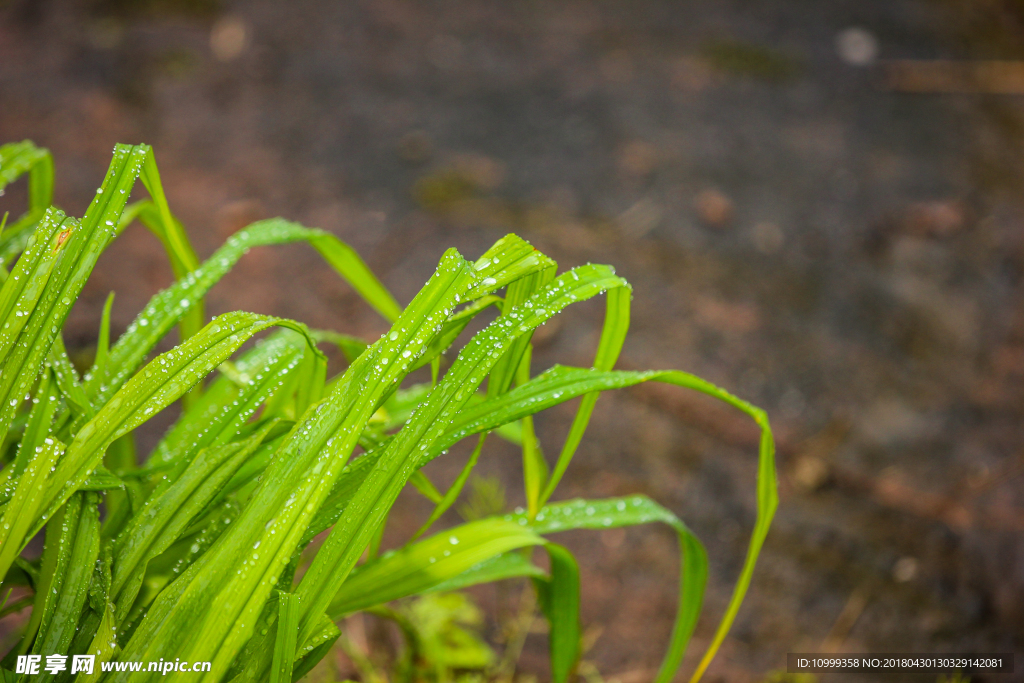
left=0, top=141, right=778, bottom=682
left=700, top=39, right=801, bottom=82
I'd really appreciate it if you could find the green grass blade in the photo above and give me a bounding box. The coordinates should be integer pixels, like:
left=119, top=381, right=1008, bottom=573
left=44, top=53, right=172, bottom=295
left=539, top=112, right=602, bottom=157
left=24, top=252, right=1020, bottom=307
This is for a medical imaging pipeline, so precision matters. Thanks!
left=0, top=141, right=52, bottom=271
left=31, top=493, right=100, bottom=683
left=110, top=427, right=273, bottom=621
left=534, top=543, right=581, bottom=683
left=0, top=141, right=53, bottom=219
left=18, top=490, right=83, bottom=657
left=289, top=614, right=340, bottom=683
left=438, top=364, right=775, bottom=682
left=38, top=312, right=320, bottom=535
left=0, top=369, right=58, bottom=494
left=91, top=292, right=116, bottom=380
left=137, top=153, right=205, bottom=367
left=134, top=239, right=551, bottom=682
left=303, top=231, right=402, bottom=322
left=138, top=153, right=200, bottom=277
left=270, top=593, right=300, bottom=683
left=428, top=551, right=546, bottom=594
left=519, top=495, right=708, bottom=683
left=411, top=433, right=487, bottom=541
left=27, top=150, right=54, bottom=215
left=328, top=518, right=545, bottom=618
left=487, top=265, right=555, bottom=398
left=538, top=285, right=630, bottom=508
left=0, top=141, right=50, bottom=191
left=143, top=330, right=308, bottom=473
left=88, top=218, right=397, bottom=407
left=516, top=346, right=547, bottom=517
left=47, top=334, right=95, bottom=420
left=408, top=469, right=444, bottom=504
left=0, top=436, right=63, bottom=583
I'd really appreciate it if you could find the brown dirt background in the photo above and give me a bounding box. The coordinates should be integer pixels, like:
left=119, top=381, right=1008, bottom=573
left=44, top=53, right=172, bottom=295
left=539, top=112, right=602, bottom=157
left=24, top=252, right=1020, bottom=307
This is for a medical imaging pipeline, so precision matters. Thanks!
left=2, top=0, right=1024, bottom=681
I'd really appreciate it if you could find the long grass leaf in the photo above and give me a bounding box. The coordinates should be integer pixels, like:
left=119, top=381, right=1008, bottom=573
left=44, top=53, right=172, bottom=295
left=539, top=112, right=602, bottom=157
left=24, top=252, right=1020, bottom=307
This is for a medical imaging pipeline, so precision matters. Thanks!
left=269, top=593, right=300, bottom=683
left=328, top=518, right=545, bottom=618
left=0, top=436, right=63, bottom=582
left=132, top=238, right=551, bottom=682
left=110, top=427, right=273, bottom=621
left=88, top=219, right=397, bottom=407
left=143, top=330, right=308, bottom=473
left=17, top=490, right=83, bottom=656
left=428, top=551, right=547, bottom=593
left=538, top=286, right=630, bottom=508
left=520, top=496, right=708, bottom=683
left=31, top=493, right=100, bottom=683
left=533, top=543, right=580, bottom=683
left=38, top=312, right=320, bottom=535
left=290, top=263, right=627, bottom=655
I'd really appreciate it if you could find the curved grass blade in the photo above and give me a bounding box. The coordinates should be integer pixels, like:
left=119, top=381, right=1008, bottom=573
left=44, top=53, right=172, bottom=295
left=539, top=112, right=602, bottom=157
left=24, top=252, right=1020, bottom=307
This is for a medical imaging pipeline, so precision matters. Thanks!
left=1, top=143, right=152, bottom=446
left=438, top=364, right=776, bottom=681
left=134, top=154, right=204, bottom=358
left=88, top=218, right=399, bottom=407
left=533, top=543, right=580, bottom=683
left=30, top=493, right=100, bottom=683
left=110, top=427, right=273, bottom=621
left=128, top=238, right=552, bottom=682
left=328, top=518, right=545, bottom=618
left=143, top=330, right=309, bottom=474
left=428, top=551, right=546, bottom=593
left=538, top=285, right=630, bottom=510
left=37, top=312, right=320, bottom=537
left=0, top=436, right=63, bottom=583
left=276, top=263, right=628, bottom=683
left=519, top=496, right=708, bottom=683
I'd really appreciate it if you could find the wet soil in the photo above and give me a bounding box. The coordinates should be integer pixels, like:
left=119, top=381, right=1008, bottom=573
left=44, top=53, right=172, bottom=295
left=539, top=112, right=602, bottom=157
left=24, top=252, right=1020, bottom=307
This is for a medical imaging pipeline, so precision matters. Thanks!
left=2, top=0, right=1024, bottom=681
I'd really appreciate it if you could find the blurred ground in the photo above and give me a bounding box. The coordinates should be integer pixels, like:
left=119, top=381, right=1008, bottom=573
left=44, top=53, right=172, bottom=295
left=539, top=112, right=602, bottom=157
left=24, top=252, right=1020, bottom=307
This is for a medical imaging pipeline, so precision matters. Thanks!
left=2, top=0, right=1024, bottom=681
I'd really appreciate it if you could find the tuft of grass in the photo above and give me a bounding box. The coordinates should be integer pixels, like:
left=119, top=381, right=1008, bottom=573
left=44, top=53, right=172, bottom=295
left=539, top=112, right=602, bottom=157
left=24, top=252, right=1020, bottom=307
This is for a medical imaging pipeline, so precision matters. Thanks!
left=0, top=141, right=777, bottom=682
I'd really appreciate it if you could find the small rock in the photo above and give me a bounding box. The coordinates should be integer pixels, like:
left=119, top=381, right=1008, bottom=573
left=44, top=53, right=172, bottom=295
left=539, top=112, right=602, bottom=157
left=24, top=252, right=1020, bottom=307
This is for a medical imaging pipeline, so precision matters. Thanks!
left=905, top=200, right=965, bottom=236
left=211, top=16, right=248, bottom=62
left=695, top=188, right=733, bottom=227
left=792, top=455, right=829, bottom=492
left=835, top=27, right=878, bottom=67
left=892, top=556, right=919, bottom=583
